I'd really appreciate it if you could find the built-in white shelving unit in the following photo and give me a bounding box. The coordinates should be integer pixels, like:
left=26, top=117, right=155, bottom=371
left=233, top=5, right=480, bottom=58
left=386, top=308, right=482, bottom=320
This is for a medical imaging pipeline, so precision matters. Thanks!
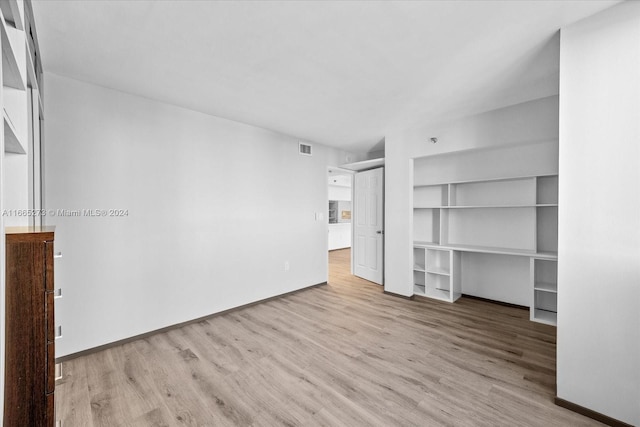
left=414, top=246, right=461, bottom=302
left=413, top=170, right=559, bottom=325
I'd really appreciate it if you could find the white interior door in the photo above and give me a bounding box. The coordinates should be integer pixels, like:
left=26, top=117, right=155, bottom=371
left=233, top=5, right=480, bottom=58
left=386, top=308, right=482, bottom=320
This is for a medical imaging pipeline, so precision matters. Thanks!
left=353, top=167, right=384, bottom=284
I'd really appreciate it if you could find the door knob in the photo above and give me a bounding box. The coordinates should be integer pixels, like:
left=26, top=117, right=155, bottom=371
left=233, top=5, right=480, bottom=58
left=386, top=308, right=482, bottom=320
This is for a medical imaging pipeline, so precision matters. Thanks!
left=376, top=230, right=384, bottom=234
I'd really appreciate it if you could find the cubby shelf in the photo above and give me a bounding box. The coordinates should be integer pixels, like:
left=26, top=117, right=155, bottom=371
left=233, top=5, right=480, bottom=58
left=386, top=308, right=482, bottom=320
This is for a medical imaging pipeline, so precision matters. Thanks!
left=533, top=309, right=557, bottom=326
left=413, top=246, right=461, bottom=302
left=534, top=282, right=558, bottom=293
left=531, top=258, right=558, bottom=325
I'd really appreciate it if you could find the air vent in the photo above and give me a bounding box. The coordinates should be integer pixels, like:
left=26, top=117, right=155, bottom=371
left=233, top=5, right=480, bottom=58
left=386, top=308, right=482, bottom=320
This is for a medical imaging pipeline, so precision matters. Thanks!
left=299, top=142, right=312, bottom=156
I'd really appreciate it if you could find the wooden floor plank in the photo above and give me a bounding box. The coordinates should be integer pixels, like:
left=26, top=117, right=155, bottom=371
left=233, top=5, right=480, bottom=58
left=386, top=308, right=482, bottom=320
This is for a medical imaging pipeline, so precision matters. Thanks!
left=54, top=357, right=95, bottom=427
left=55, top=249, right=603, bottom=426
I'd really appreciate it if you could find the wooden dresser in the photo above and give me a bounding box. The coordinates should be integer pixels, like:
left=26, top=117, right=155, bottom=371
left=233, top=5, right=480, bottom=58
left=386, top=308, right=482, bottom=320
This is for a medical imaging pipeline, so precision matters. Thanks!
left=4, top=226, right=56, bottom=426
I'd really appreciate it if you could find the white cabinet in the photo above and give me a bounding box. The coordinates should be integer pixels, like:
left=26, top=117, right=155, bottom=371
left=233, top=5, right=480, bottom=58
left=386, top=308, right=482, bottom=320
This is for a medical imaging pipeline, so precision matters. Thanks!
left=414, top=247, right=461, bottom=302
left=328, top=200, right=338, bottom=224
left=328, top=223, right=351, bottom=250
left=412, top=172, right=559, bottom=325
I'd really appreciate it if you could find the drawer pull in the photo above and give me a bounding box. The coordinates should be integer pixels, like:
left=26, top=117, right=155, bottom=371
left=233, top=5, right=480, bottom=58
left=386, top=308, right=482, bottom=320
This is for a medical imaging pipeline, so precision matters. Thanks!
left=54, top=288, right=62, bottom=299
left=54, top=252, right=63, bottom=259
left=55, top=325, right=62, bottom=339
left=55, top=363, right=62, bottom=380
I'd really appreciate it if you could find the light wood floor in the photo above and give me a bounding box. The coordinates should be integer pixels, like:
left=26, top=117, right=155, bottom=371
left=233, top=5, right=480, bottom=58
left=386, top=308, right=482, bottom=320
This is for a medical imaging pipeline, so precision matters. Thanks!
left=55, top=249, right=602, bottom=426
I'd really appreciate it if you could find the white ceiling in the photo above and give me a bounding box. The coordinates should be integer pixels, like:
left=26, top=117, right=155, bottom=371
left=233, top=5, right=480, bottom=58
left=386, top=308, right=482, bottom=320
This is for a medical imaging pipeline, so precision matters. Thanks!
left=32, top=1, right=617, bottom=153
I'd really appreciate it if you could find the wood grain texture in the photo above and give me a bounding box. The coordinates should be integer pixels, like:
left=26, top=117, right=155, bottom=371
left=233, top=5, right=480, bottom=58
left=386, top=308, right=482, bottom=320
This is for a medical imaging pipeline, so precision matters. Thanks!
left=5, top=226, right=55, bottom=243
left=55, top=249, right=603, bottom=426
left=56, top=283, right=327, bottom=364
left=4, top=231, right=55, bottom=426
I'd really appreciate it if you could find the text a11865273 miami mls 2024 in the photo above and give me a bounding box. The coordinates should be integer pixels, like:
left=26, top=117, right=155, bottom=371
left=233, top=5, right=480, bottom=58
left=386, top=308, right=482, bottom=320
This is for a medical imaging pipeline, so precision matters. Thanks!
left=2, top=208, right=129, bottom=217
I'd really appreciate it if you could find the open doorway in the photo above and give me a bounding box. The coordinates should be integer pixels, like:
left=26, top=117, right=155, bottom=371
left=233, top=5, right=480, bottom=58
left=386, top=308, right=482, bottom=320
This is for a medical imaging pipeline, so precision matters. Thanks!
left=327, top=167, right=353, bottom=275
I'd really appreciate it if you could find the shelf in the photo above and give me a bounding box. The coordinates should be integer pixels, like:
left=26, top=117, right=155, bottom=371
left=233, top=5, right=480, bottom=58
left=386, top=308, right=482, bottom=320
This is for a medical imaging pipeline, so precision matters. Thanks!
left=414, top=173, right=558, bottom=188
left=414, top=286, right=452, bottom=302
left=426, top=248, right=450, bottom=276
left=414, top=242, right=558, bottom=260
left=415, top=204, right=557, bottom=209
left=414, top=184, right=448, bottom=208
left=533, top=309, right=557, bottom=326
left=0, top=0, right=23, bottom=30
left=4, top=109, right=24, bottom=154
left=413, top=208, right=440, bottom=244
left=537, top=175, right=558, bottom=205
left=340, top=157, right=384, bottom=172
left=532, top=259, right=558, bottom=324
left=534, top=282, right=557, bottom=293
left=413, top=240, right=439, bottom=247
left=1, top=13, right=25, bottom=90
left=426, top=267, right=449, bottom=276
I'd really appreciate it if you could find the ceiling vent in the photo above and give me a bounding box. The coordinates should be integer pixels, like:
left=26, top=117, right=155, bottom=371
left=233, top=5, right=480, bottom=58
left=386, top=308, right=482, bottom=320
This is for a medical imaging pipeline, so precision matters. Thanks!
left=299, top=142, right=312, bottom=156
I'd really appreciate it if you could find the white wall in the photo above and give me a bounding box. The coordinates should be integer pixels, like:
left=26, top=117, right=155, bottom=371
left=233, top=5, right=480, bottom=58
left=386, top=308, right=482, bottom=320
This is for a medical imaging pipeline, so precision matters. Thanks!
left=328, top=184, right=351, bottom=201
left=557, top=3, right=640, bottom=424
left=384, top=96, right=559, bottom=296
left=2, top=154, right=30, bottom=227
left=44, top=73, right=355, bottom=357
